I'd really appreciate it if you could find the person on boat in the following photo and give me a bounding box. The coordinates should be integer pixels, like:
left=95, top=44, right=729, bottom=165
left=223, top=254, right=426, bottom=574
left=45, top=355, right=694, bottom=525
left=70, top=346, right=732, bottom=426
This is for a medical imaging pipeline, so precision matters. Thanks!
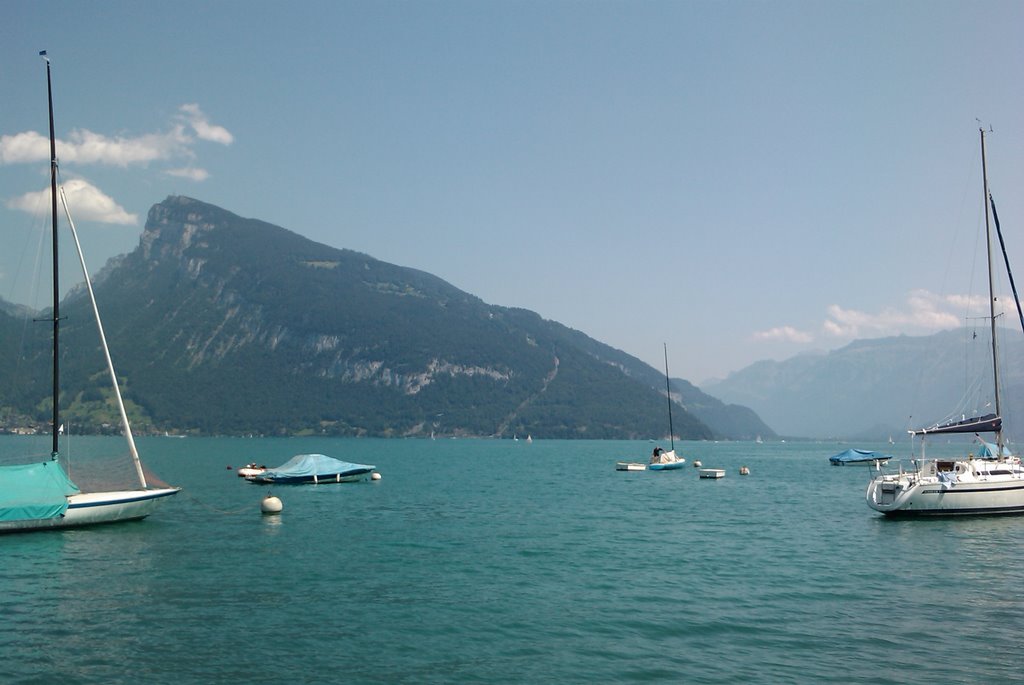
left=651, top=446, right=664, bottom=464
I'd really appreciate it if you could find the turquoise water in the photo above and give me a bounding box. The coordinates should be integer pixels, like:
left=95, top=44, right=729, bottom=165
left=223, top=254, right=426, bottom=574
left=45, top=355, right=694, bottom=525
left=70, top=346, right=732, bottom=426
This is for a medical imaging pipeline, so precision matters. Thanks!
left=2, top=436, right=1024, bottom=684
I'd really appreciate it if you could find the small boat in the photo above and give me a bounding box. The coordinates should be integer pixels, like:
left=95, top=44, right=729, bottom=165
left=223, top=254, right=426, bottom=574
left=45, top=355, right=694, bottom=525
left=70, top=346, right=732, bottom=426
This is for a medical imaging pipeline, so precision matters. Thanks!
left=866, top=129, right=1024, bottom=516
left=699, top=468, right=726, bottom=479
left=249, top=454, right=376, bottom=485
left=830, top=448, right=891, bottom=466
left=648, top=452, right=685, bottom=471
left=236, top=463, right=267, bottom=479
left=615, top=462, right=647, bottom=472
left=0, top=55, right=179, bottom=533
left=646, top=344, right=686, bottom=471
left=739, top=466, right=750, bottom=475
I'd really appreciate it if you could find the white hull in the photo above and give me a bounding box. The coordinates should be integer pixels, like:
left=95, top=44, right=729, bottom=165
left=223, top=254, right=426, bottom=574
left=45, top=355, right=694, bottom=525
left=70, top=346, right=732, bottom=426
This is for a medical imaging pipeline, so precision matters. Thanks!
left=237, top=467, right=266, bottom=479
left=867, top=459, right=1024, bottom=516
left=0, top=488, right=180, bottom=533
left=616, top=462, right=647, bottom=471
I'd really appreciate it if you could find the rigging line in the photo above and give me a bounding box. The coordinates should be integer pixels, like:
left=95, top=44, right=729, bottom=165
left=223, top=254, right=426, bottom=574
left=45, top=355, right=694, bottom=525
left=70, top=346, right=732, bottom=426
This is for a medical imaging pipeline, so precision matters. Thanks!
left=8, top=191, right=50, bottom=310
left=958, top=187, right=989, bottom=408
left=989, top=193, right=1024, bottom=335
left=59, top=183, right=147, bottom=489
left=5, top=207, right=50, bottom=414
left=939, top=135, right=984, bottom=313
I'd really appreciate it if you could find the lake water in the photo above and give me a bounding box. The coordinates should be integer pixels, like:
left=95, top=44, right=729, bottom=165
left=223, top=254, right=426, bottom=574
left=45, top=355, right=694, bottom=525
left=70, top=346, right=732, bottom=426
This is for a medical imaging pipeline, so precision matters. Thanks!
left=2, top=435, right=1023, bottom=684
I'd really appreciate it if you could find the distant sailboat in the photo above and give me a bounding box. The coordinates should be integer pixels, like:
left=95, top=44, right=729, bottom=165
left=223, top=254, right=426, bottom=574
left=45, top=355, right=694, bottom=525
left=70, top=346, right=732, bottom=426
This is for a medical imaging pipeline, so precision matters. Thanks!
left=0, top=54, right=179, bottom=532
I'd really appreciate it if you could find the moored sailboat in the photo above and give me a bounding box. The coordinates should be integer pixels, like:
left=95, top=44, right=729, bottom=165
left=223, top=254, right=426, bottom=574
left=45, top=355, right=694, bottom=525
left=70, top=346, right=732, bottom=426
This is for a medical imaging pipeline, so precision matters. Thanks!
left=866, top=128, right=1024, bottom=516
left=0, top=53, right=179, bottom=532
left=648, top=343, right=686, bottom=470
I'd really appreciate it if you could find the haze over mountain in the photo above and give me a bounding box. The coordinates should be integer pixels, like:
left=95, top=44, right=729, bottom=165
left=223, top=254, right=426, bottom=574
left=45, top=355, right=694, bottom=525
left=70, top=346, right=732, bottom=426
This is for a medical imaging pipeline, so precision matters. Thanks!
left=0, top=196, right=772, bottom=440
left=704, top=329, right=1024, bottom=440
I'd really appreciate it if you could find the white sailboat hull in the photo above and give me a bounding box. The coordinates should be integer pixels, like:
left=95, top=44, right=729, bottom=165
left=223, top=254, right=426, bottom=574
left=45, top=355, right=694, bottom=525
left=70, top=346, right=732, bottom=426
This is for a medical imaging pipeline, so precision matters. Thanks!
left=0, top=488, right=180, bottom=533
left=866, top=462, right=1024, bottom=516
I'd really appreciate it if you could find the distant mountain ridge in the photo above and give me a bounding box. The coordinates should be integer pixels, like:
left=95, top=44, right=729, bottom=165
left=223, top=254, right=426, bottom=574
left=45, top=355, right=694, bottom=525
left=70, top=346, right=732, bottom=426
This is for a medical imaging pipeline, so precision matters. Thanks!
left=0, top=196, right=772, bottom=440
left=704, top=329, right=1024, bottom=440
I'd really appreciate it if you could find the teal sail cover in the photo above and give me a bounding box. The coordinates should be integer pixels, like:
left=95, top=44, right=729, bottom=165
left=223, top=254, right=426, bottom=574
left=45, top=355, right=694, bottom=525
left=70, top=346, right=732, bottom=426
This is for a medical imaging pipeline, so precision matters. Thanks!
left=0, top=461, right=80, bottom=522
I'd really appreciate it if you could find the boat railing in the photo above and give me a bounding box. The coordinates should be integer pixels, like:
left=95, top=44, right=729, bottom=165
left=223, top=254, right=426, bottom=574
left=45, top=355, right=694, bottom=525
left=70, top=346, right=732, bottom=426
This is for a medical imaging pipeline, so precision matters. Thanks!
left=867, top=458, right=921, bottom=483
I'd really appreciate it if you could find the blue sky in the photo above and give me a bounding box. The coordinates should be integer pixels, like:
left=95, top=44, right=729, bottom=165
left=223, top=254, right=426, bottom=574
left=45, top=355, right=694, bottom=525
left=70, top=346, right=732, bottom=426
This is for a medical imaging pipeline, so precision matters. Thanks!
left=1, top=0, right=1022, bottom=384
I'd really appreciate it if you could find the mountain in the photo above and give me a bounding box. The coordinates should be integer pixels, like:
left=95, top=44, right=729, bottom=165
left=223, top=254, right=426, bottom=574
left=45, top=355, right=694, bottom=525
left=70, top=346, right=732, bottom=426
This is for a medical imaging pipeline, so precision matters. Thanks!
left=703, top=329, right=1024, bottom=440
left=0, top=196, right=770, bottom=440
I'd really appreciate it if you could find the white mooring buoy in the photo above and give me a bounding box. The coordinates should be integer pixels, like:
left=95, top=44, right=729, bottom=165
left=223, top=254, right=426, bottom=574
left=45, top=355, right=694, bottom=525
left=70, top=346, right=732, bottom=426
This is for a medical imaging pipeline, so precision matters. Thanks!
left=371, top=472, right=382, bottom=481
left=261, top=493, right=283, bottom=514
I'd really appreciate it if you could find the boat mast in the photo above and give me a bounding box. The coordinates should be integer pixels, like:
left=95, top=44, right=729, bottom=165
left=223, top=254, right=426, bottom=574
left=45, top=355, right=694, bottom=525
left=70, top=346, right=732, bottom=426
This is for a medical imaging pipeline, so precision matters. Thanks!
left=664, top=343, right=675, bottom=451
left=44, top=52, right=60, bottom=459
left=981, top=127, right=1003, bottom=452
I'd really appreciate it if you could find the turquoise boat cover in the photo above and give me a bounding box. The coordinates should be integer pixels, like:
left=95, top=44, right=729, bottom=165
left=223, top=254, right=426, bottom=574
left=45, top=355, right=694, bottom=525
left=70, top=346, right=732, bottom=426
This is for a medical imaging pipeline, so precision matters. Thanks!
left=0, top=461, right=80, bottom=522
left=829, top=448, right=891, bottom=464
left=261, top=454, right=374, bottom=479
left=977, top=441, right=1013, bottom=458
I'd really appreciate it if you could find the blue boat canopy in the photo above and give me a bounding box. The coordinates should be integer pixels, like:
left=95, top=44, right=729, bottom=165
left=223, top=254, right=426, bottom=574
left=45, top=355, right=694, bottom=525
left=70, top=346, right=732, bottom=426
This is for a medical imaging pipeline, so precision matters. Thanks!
left=0, top=461, right=80, bottom=523
left=977, top=441, right=1012, bottom=458
left=259, top=454, right=374, bottom=480
left=829, top=448, right=892, bottom=465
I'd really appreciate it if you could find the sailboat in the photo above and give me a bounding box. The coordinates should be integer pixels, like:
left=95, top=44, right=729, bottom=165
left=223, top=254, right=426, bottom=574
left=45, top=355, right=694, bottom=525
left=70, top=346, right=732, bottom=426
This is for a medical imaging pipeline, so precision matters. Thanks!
left=866, top=128, right=1024, bottom=516
left=648, top=344, right=686, bottom=470
left=615, top=345, right=688, bottom=472
left=0, top=53, right=179, bottom=532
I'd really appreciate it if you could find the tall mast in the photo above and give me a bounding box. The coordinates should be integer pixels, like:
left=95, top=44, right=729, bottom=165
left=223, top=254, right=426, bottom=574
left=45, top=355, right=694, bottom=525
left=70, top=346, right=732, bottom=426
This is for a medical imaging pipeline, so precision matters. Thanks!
left=664, top=343, right=675, bottom=451
left=981, top=127, right=1003, bottom=452
left=44, top=52, right=60, bottom=459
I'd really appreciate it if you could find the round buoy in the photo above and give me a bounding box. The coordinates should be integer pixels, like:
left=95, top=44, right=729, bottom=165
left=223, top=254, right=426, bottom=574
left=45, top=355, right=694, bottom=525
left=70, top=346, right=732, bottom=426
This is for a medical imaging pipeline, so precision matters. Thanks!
left=261, top=494, right=283, bottom=514
left=371, top=472, right=382, bottom=481
left=693, top=460, right=702, bottom=468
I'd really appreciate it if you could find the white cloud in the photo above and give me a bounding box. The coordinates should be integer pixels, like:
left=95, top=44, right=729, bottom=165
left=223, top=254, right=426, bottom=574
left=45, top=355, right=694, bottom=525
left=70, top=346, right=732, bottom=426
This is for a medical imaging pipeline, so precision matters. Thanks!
left=63, top=128, right=189, bottom=166
left=0, top=131, right=49, bottom=164
left=6, top=178, right=137, bottom=225
left=167, top=166, right=210, bottom=182
left=753, top=326, right=814, bottom=343
left=0, top=103, right=232, bottom=168
left=823, top=289, right=965, bottom=339
left=1, top=103, right=232, bottom=224
left=178, top=104, right=234, bottom=145
left=0, top=128, right=187, bottom=167
left=754, top=289, right=978, bottom=349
